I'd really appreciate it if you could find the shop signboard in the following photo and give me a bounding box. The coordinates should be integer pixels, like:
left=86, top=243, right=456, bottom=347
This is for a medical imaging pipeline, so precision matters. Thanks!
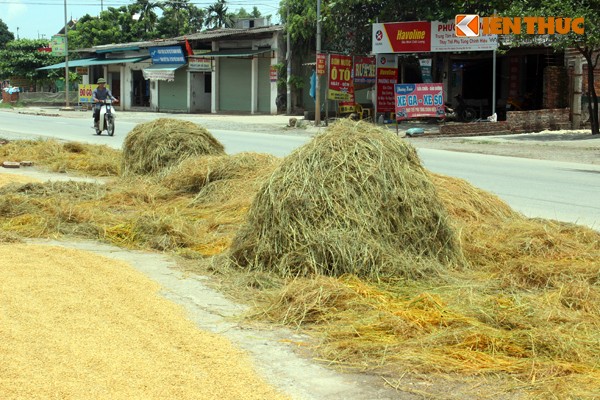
left=376, top=54, right=398, bottom=113
left=51, top=35, right=66, bottom=57
left=327, top=54, right=353, bottom=102
left=431, top=21, right=498, bottom=51
left=149, top=46, right=186, bottom=64
left=188, top=56, right=212, bottom=71
left=372, top=22, right=431, bottom=54
left=394, top=83, right=445, bottom=120
left=353, top=56, right=376, bottom=85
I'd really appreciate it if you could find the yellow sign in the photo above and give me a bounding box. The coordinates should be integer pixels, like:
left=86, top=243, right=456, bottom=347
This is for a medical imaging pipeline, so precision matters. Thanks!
left=76, top=67, right=89, bottom=75
left=78, top=84, right=110, bottom=103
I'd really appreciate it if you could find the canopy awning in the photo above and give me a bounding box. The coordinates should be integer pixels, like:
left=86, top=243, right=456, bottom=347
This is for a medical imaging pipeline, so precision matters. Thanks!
left=37, top=56, right=150, bottom=70
left=200, top=49, right=272, bottom=57
left=142, top=63, right=186, bottom=81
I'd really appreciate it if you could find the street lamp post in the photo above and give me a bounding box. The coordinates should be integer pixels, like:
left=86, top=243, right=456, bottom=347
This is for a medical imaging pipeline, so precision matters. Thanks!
left=315, top=0, right=321, bottom=125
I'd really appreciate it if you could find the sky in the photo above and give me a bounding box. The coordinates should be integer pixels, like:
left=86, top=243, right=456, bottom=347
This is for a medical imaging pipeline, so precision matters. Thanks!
left=0, top=0, right=282, bottom=40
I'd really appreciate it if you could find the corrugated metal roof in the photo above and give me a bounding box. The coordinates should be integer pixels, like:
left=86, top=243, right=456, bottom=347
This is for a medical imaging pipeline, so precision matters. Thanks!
left=76, top=25, right=284, bottom=53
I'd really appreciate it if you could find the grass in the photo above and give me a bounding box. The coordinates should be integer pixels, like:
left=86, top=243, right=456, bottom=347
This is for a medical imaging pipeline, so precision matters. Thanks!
left=1, top=134, right=599, bottom=399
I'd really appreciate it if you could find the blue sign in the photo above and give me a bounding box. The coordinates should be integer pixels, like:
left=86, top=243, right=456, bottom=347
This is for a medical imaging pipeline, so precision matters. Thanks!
left=149, top=46, right=186, bottom=64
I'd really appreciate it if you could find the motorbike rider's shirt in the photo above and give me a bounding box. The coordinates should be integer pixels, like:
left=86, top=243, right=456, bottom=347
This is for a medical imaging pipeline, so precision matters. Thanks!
left=92, top=87, right=115, bottom=106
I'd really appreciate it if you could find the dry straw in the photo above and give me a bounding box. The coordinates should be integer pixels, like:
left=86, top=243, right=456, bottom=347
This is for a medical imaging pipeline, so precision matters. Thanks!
left=229, top=119, right=465, bottom=279
left=0, top=139, right=120, bottom=176
left=121, top=118, right=225, bottom=176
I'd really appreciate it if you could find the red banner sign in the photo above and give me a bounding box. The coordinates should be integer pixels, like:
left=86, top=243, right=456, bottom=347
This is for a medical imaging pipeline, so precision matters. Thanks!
left=270, top=65, right=278, bottom=82
left=373, top=21, right=431, bottom=53
left=394, top=83, right=445, bottom=120
left=376, top=55, right=398, bottom=113
left=328, top=54, right=353, bottom=102
left=316, top=53, right=327, bottom=76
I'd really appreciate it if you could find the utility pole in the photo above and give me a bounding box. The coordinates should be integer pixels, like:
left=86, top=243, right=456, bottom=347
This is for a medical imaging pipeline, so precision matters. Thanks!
left=315, top=0, right=321, bottom=125
left=286, top=2, right=292, bottom=115
left=16, top=27, right=19, bottom=40
left=64, top=0, right=70, bottom=108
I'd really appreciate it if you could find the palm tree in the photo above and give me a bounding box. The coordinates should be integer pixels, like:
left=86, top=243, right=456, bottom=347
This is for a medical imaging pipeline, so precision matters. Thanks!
left=206, top=0, right=233, bottom=29
left=133, top=0, right=162, bottom=36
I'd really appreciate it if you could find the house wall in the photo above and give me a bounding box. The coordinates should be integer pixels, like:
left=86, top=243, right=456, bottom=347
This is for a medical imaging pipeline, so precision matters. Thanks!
left=219, top=58, right=252, bottom=111
left=158, top=68, right=188, bottom=112
left=258, top=57, right=272, bottom=113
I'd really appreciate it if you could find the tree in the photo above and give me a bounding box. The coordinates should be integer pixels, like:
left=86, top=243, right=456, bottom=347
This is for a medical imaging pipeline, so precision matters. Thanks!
left=0, top=19, right=14, bottom=49
left=232, top=7, right=262, bottom=19
left=504, top=0, right=600, bottom=135
left=132, top=0, right=163, bottom=37
left=156, top=0, right=205, bottom=37
left=68, top=6, right=145, bottom=49
left=0, top=39, right=63, bottom=83
left=205, top=0, right=234, bottom=29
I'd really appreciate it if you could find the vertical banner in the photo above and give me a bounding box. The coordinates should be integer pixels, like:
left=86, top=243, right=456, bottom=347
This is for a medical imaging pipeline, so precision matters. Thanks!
left=328, top=54, right=353, bottom=101
left=269, top=65, right=278, bottom=82
left=51, top=35, right=66, bottom=56
left=353, top=56, right=376, bottom=85
left=394, top=83, right=445, bottom=120
left=316, top=53, right=327, bottom=76
left=376, top=54, right=398, bottom=113
left=418, top=58, right=433, bottom=83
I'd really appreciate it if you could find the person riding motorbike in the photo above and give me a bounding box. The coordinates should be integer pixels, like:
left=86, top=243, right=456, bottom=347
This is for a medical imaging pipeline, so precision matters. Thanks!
left=92, top=78, right=118, bottom=129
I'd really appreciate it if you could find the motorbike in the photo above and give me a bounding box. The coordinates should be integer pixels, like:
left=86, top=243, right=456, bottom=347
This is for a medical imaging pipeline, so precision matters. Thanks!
left=441, top=95, right=477, bottom=123
left=94, top=99, right=118, bottom=136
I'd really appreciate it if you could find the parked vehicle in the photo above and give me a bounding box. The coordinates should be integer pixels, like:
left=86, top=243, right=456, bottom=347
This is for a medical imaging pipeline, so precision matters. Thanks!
left=452, top=94, right=477, bottom=122
left=95, top=99, right=117, bottom=136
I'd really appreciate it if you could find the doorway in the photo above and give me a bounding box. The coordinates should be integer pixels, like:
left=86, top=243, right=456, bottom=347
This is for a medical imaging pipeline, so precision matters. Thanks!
left=190, top=72, right=211, bottom=113
left=132, top=70, right=150, bottom=107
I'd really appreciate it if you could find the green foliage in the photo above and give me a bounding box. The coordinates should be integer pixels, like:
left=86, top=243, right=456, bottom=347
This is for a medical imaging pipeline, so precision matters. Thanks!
left=68, top=6, right=144, bottom=49
left=232, top=7, right=262, bottom=19
left=0, top=19, right=14, bottom=49
left=156, top=0, right=205, bottom=37
left=206, top=0, right=234, bottom=29
left=0, top=39, right=63, bottom=81
left=131, top=0, right=163, bottom=37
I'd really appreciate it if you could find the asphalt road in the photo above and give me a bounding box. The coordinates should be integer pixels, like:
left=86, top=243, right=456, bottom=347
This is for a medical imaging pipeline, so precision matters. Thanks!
left=1, top=110, right=599, bottom=230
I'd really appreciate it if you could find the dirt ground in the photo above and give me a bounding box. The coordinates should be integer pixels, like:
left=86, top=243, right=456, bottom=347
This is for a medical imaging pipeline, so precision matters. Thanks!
left=405, top=129, right=600, bottom=165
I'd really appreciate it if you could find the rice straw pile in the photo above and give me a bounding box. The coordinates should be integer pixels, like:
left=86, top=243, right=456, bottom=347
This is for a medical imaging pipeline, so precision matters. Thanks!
left=121, top=118, right=225, bottom=177
left=0, top=139, right=120, bottom=176
left=229, top=119, right=465, bottom=279
left=162, top=152, right=280, bottom=195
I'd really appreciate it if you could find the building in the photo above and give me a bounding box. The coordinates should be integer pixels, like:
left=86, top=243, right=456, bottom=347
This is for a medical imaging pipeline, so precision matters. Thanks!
left=38, top=22, right=285, bottom=114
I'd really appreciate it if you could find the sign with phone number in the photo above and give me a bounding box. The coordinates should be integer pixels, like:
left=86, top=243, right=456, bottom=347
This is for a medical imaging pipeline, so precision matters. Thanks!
left=394, top=83, right=444, bottom=120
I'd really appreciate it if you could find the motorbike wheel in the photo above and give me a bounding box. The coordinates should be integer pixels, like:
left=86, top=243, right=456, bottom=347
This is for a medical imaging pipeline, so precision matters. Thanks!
left=460, top=107, right=477, bottom=122
left=106, top=116, right=115, bottom=136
